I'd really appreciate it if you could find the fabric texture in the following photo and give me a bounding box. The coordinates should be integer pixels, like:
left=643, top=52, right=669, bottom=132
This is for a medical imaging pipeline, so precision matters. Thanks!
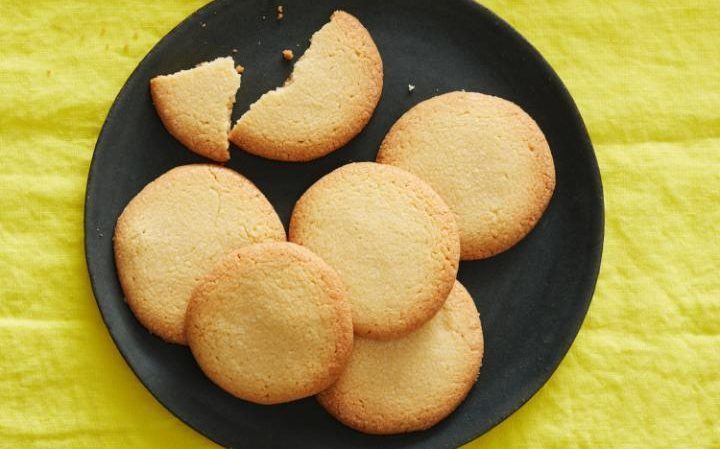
left=0, top=0, right=717, bottom=448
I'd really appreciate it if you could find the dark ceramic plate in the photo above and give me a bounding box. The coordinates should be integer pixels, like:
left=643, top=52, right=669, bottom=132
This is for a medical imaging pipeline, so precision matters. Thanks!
left=84, top=0, right=603, bottom=447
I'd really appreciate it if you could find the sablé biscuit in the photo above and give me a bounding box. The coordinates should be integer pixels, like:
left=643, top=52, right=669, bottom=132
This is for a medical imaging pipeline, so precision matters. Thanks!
left=113, top=165, right=285, bottom=344
left=150, top=57, right=240, bottom=162
left=289, top=162, right=460, bottom=340
left=377, top=91, right=556, bottom=260
left=229, top=11, right=383, bottom=161
left=317, top=281, right=483, bottom=434
left=186, top=242, right=353, bottom=405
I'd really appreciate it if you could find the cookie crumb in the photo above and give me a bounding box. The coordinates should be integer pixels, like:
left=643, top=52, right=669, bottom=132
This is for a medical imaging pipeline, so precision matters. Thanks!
left=408, top=84, right=415, bottom=93
left=201, top=22, right=206, bottom=28
left=277, top=5, right=284, bottom=20
left=232, top=48, right=238, bottom=53
left=262, top=15, right=266, bottom=20
left=46, top=69, right=52, bottom=77
left=282, top=49, right=294, bottom=60
left=235, top=65, right=245, bottom=74
left=123, top=43, right=129, bottom=53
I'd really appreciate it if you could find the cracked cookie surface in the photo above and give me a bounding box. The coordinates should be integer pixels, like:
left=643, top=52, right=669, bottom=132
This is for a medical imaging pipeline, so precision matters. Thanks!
left=150, top=57, right=240, bottom=162
left=113, top=164, right=285, bottom=344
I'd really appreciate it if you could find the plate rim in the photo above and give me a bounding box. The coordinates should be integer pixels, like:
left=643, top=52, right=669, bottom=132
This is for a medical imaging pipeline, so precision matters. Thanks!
left=84, top=0, right=605, bottom=446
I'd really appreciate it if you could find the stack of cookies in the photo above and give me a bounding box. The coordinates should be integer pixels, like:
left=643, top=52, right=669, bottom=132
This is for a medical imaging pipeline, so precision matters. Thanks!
left=114, top=10, right=555, bottom=435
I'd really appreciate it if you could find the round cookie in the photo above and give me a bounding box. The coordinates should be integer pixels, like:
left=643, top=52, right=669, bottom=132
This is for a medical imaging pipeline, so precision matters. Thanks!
left=289, top=162, right=460, bottom=340
left=229, top=11, right=383, bottom=161
left=186, top=242, right=353, bottom=405
left=317, top=281, right=484, bottom=434
left=113, top=164, right=285, bottom=344
left=377, top=91, right=556, bottom=260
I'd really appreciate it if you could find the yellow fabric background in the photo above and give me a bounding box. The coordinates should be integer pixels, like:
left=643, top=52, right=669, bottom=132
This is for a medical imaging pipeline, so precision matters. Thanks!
left=1, top=0, right=718, bottom=447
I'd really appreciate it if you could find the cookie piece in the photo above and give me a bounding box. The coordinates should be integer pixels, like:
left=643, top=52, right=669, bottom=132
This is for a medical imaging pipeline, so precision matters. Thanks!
left=150, top=57, right=240, bottom=162
left=186, top=242, right=353, bottom=405
left=289, top=162, right=460, bottom=340
left=113, top=164, right=285, bottom=344
left=317, top=281, right=483, bottom=434
left=229, top=11, right=383, bottom=161
left=377, top=91, right=556, bottom=260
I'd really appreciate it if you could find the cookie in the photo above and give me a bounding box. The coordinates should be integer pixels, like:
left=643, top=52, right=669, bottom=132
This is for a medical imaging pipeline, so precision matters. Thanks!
left=186, top=242, right=353, bottom=405
left=113, top=164, right=285, bottom=344
left=377, top=91, right=556, bottom=260
left=229, top=11, right=383, bottom=161
left=150, top=57, right=240, bottom=162
left=317, top=281, right=483, bottom=434
left=289, top=162, right=460, bottom=340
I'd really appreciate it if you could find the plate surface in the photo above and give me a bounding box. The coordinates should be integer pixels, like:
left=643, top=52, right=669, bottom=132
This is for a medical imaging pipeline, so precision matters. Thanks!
left=84, top=0, right=603, bottom=447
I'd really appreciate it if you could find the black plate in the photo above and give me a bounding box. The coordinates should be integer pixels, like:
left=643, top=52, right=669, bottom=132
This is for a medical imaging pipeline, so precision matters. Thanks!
left=84, top=0, right=603, bottom=447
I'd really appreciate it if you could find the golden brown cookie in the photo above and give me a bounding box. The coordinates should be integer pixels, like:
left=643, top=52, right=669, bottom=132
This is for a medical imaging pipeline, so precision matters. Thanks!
left=317, top=281, right=484, bottom=434
left=113, top=164, right=285, bottom=344
left=150, top=57, right=240, bottom=162
left=186, top=242, right=353, bottom=405
left=229, top=11, right=383, bottom=161
left=289, top=162, right=460, bottom=340
left=377, top=91, right=556, bottom=260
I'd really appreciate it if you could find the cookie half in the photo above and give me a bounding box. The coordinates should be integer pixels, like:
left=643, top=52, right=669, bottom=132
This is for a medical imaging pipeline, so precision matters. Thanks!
left=317, top=281, right=484, bottom=434
left=229, top=11, right=383, bottom=161
left=377, top=91, right=556, bottom=260
left=150, top=57, right=240, bottom=162
left=186, top=242, right=353, bottom=405
left=289, top=162, right=460, bottom=340
left=113, top=164, right=285, bottom=344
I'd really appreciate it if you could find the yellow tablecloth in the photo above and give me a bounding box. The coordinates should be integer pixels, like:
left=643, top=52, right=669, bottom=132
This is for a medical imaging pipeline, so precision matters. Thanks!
left=1, top=1, right=718, bottom=447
